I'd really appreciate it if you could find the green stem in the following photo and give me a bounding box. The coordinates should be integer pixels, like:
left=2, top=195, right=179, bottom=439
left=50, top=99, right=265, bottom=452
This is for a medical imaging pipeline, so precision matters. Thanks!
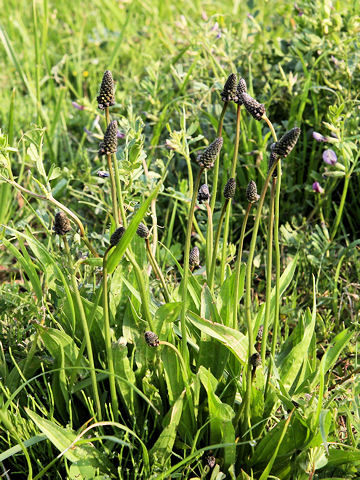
left=330, top=174, right=350, bottom=241
left=113, top=152, right=127, bottom=227
left=146, top=238, right=170, bottom=303
left=63, top=237, right=102, bottom=420
left=6, top=178, right=98, bottom=257
left=107, top=153, right=120, bottom=227
left=102, top=246, right=119, bottom=422
left=261, top=179, right=275, bottom=364
left=210, top=102, right=228, bottom=213
left=242, top=157, right=280, bottom=436
left=232, top=203, right=252, bottom=329
left=220, top=105, right=241, bottom=284
left=126, top=251, right=154, bottom=331
left=181, top=168, right=204, bottom=364
left=208, top=200, right=229, bottom=290
left=205, top=202, right=213, bottom=280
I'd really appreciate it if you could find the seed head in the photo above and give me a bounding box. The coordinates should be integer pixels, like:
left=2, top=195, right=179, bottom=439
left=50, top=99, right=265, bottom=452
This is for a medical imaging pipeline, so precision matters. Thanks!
left=221, top=73, right=238, bottom=103
left=207, top=456, right=216, bottom=469
left=97, top=70, right=115, bottom=110
left=246, top=180, right=260, bottom=203
left=240, top=92, right=265, bottom=120
left=272, top=127, right=301, bottom=158
left=136, top=222, right=150, bottom=239
left=250, top=352, right=261, bottom=368
left=256, top=325, right=264, bottom=342
left=197, top=137, right=223, bottom=169
left=99, top=120, right=118, bottom=156
left=198, top=184, right=210, bottom=204
left=54, top=212, right=71, bottom=236
left=223, top=178, right=236, bottom=199
left=110, top=226, right=126, bottom=246
left=268, top=148, right=279, bottom=178
left=189, top=246, right=200, bottom=268
left=144, top=331, right=159, bottom=347
left=235, top=78, right=247, bottom=104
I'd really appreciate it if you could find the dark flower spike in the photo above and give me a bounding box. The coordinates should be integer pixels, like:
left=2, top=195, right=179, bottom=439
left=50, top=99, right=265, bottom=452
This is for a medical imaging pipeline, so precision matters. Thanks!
left=250, top=352, right=262, bottom=368
left=268, top=148, right=279, bottom=178
left=198, top=184, right=210, bottom=204
left=98, top=120, right=118, bottom=156
left=223, top=178, right=236, bottom=199
left=207, top=456, right=216, bottom=469
left=246, top=180, right=260, bottom=203
left=189, top=246, right=200, bottom=267
left=235, top=78, right=247, bottom=104
left=221, top=73, right=238, bottom=103
left=136, top=222, right=150, bottom=239
left=97, top=70, right=115, bottom=110
left=54, top=212, right=71, bottom=236
left=197, top=137, right=223, bottom=169
left=240, top=92, right=265, bottom=120
left=110, top=226, right=126, bottom=246
left=145, top=331, right=159, bottom=347
left=272, top=127, right=301, bottom=158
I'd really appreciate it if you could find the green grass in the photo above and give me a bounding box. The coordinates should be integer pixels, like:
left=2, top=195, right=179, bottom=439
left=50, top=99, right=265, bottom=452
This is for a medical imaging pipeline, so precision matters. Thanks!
left=0, top=0, right=360, bottom=479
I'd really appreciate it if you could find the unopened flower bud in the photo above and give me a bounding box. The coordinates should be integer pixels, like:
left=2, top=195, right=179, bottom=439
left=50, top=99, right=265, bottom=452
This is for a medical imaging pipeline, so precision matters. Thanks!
left=197, top=138, right=223, bottom=169
left=246, top=180, right=260, bottom=203
left=54, top=212, right=71, bottom=236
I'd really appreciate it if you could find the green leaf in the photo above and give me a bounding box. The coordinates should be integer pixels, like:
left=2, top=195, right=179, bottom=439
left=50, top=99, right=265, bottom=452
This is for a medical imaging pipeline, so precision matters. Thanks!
left=187, top=311, right=248, bottom=365
left=0, top=435, right=46, bottom=462
left=107, top=182, right=162, bottom=274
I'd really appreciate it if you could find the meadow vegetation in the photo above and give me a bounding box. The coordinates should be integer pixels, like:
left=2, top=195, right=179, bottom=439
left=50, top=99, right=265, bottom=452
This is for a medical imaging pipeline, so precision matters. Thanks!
left=0, top=0, right=359, bottom=478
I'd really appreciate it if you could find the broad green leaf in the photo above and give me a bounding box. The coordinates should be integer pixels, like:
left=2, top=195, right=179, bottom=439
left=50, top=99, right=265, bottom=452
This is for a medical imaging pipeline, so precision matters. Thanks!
left=150, top=392, right=184, bottom=466
left=326, top=448, right=360, bottom=467
left=107, top=182, right=162, bottom=274
left=25, top=408, right=108, bottom=467
left=188, top=311, right=247, bottom=365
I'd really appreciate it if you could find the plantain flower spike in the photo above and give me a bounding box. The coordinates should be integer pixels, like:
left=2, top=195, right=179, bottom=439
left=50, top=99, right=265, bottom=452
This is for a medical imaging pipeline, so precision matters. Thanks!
left=110, top=226, right=126, bottom=246
left=97, top=70, right=115, bottom=110
left=144, top=331, right=159, bottom=347
left=99, top=120, right=118, bottom=156
left=221, top=73, right=238, bottom=103
left=136, top=222, right=150, bottom=239
left=272, top=127, right=301, bottom=158
left=198, top=184, right=211, bottom=204
left=241, top=93, right=265, bottom=120
left=197, top=137, right=223, bottom=169
left=246, top=180, right=260, bottom=203
left=54, top=212, right=71, bottom=236
left=235, top=78, right=247, bottom=105
left=223, top=178, right=236, bottom=199
left=189, top=246, right=200, bottom=268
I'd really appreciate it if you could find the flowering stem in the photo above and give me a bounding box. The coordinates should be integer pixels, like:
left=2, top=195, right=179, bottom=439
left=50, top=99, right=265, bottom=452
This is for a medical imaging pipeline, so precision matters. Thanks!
left=208, top=199, right=229, bottom=290
left=63, top=237, right=102, bottom=420
left=261, top=179, right=275, bottom=364
left=181, top=168, right=204, bottom=365
left=210, top=102, right=228, bottom=214
left=232, top=203, right=252, bottom=328
left=205, top=202, right=213, bottom=280
left=6, top=178, right=98, bottom=257
left=220, top=104, right=241, bottom=283
left=145, top=238, right=170, bottom=303
left=242, top=156, right=280, bottom=436
left=102, top=246, right=119, bottom=422
left=330, top=174, right=350, bottom=241
left=106, top=153, right=120, bottom=227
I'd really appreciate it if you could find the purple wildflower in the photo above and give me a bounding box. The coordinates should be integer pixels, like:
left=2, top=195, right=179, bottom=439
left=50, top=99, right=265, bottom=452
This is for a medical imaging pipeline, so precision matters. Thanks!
left=312, top=182, right=324, bottom=194
left=83, top=127, right=93, bottom=136
left=323, top=149, right=337, bottom=165
left=312, top=131, right=327, bottom=142
left=97, top=170, right=110, bottom=178
left=117, top=131, right=125, bottom=139
left=72, top=101, right=85, bottom=111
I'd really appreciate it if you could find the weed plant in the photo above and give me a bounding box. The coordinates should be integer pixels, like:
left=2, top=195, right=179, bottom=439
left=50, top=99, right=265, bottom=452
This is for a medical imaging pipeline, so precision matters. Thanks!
left=0, top=1, right=360, bottom=479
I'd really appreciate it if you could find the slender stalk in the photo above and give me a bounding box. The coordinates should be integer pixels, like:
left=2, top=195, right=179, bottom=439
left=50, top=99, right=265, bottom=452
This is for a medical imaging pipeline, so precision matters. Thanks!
left=145, top=238, right=170, bottom=302
left=106, top=153, right=120, bottom=227
left=261, top=179, right=276, bottom=364
left=242, top=156, right=280, bottom=435
left=126, top=251, right=154, bottom=331
left=205, top=202, right=213, bottom=280
left=219, top=107, right=241, bottom=283
left=102, top=246, right=119, bottom=422
left=6, top=178, right=98, bottom=257
left=63, top=237, right=102, bottom=420
left=232, top=203, right=252, bottom=329
left=208, top=199, right=229, bottom=290
left=181, top=168, right=204, bottom=364
left=210, top=102, right=228, bottom=213
left=271, top=165, right=281, bottom=360
left=330, top=174, right=350, bottom=241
